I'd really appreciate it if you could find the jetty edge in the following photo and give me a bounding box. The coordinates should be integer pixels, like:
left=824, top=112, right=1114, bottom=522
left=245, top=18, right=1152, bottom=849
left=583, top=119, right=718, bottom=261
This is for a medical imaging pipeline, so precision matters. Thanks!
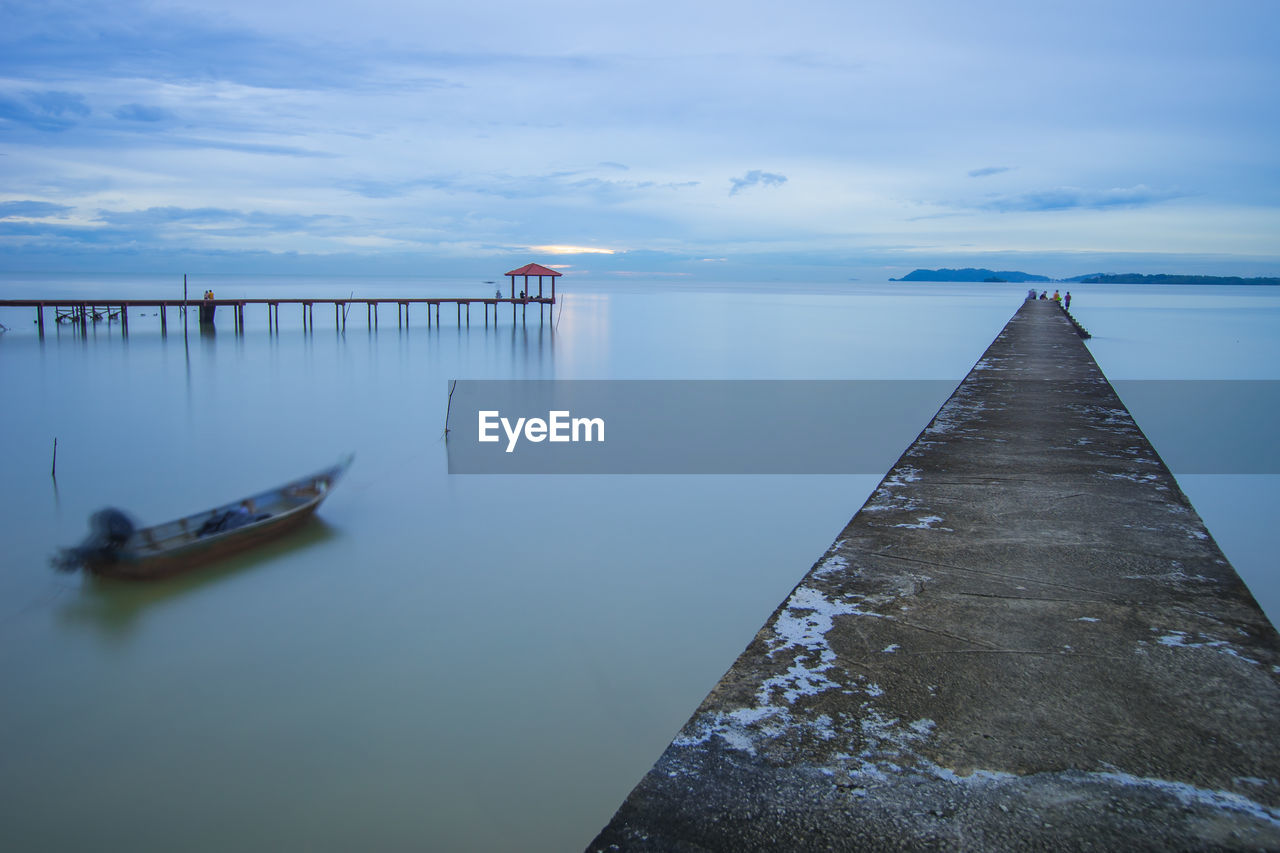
left=589, top=299, right=1280, bottom=851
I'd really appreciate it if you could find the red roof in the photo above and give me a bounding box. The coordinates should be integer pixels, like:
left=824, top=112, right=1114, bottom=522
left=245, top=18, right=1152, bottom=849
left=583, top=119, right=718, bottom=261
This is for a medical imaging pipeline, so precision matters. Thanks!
left=505, top=263, right=562, bottom=277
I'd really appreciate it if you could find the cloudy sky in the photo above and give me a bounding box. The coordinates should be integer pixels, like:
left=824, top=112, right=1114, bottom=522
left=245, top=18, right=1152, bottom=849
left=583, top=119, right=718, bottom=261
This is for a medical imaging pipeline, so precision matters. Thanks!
left=2, top=0, right=1278, bottom=280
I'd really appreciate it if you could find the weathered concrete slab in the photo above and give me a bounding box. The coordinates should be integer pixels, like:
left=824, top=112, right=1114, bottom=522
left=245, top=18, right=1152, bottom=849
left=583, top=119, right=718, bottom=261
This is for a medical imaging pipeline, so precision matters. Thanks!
left=590, top=299, right=1280, bottom=851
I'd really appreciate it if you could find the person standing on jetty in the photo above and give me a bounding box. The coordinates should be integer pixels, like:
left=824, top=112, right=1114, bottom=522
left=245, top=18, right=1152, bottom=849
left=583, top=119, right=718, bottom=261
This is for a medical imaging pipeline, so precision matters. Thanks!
left=1065, top=292, right=1072, bottom=310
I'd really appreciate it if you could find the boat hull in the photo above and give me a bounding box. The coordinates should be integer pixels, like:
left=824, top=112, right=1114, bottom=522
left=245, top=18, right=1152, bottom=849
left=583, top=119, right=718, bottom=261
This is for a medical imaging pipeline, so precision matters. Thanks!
left=80, top=456, right=351, bottom=580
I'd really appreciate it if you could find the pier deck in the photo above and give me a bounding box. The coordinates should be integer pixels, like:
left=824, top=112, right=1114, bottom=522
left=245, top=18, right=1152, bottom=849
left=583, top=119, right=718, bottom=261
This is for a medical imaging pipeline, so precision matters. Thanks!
left=590, top=299, right=1280, bottom=850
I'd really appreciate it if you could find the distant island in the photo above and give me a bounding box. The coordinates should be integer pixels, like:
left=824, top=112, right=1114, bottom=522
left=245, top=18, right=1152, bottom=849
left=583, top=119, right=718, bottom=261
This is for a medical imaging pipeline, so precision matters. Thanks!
left=891, top=268, right=1280, bottom=285
left=891, top=268, right=1051, bottom=283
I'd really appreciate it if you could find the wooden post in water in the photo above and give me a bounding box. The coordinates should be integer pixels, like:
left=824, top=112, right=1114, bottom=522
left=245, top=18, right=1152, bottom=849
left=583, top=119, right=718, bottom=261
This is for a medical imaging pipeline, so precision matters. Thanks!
left=160, top=304, right=167, bottom=335
left=36, top=303, right=45, bottom=338
left=120, top=304, right=128, bottom=336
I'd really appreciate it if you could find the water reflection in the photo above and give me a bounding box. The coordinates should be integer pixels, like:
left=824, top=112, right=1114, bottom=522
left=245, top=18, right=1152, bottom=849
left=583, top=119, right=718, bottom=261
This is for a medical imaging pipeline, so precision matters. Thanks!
left=3, top=280, right=1275, bottom=852
left=56, top=518, right=338, bottom=642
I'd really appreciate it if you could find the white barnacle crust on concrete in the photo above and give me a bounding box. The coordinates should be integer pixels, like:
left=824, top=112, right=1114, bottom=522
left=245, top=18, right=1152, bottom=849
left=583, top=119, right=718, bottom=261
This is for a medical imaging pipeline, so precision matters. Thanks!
left=1089, top=772, right=1280, bottom=826
left=861, top=466, right=922, bottom=513
left=1151, top=628, right=1261, bottom=665
left=892, top=514, right=951, bottom=531
left=675, top=576, right=893, bottom=756
left=919, top=389, right=987, bottom=439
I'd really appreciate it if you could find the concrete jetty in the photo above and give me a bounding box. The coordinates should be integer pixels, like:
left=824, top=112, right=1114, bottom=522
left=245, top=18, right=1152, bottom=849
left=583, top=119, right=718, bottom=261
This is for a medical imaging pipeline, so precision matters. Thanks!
left=590, top=299, right=1280, bottom=851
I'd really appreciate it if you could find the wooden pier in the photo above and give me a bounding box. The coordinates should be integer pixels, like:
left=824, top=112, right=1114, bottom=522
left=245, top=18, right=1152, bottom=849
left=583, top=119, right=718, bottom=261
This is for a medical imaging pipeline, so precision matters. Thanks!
left=0, top=296, right=556, bottom=338
left=0, top=264, right=564, bottom=339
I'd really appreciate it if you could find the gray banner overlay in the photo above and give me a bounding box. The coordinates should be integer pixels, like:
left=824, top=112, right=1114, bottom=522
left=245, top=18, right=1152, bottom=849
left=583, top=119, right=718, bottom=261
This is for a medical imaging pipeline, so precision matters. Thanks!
left=1112, top=380, right=1280, bottom=475
left=445, top=380, right=1280, bottom=475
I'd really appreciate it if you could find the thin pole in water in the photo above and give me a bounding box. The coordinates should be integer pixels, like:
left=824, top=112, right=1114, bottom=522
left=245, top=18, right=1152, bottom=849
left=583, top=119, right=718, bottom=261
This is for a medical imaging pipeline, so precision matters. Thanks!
left=51, top=437, right=57, bottom=479
left=443, top=380, right=456, bottom=438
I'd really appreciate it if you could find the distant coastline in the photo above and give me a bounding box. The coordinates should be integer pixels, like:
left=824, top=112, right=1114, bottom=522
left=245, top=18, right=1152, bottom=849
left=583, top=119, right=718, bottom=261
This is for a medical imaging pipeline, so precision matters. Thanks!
left=890, top=268, right=1050, bottom=283
left=891, top=268, right=1280, bottom=285
left=1063, top=273, right=1280, bottom=285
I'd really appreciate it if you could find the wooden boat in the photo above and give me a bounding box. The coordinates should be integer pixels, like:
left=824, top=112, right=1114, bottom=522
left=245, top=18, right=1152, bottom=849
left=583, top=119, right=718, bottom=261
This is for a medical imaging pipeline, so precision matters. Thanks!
left=57, top=456, right=353, bottom=579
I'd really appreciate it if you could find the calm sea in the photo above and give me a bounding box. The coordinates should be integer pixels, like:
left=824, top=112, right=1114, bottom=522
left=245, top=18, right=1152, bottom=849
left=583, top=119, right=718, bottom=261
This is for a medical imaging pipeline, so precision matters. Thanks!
left=1, top=275, right=1276, bottom=851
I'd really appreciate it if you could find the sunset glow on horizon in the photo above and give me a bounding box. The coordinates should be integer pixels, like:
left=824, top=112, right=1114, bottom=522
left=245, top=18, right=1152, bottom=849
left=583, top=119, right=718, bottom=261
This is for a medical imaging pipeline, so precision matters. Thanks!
left=529, top=245, right=618, bottom=256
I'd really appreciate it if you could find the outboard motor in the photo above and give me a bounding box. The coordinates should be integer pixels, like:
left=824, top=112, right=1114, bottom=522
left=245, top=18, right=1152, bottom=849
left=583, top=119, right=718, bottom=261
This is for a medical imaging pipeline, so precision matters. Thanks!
left=53, top=507, right=136, bottom=572
left=91, top=508, right=135, bottom=549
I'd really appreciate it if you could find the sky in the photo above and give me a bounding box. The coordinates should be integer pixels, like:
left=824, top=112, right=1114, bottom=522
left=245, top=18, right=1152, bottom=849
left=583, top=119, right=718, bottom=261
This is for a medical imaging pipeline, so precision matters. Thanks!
left=2, top=0, right=1279, bottom=281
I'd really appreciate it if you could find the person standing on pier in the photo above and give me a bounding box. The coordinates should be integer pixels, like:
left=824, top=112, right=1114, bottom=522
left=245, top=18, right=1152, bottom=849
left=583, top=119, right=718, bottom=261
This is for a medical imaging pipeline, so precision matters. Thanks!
left=1065, top=292, right=1072, bottom=310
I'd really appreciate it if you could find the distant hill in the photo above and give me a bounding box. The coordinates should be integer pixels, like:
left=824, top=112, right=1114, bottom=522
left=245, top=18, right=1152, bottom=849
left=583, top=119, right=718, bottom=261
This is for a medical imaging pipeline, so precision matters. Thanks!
left=891, top=268, right=1051, bottom=283
left=1065, top=273, right=1280, bottom=285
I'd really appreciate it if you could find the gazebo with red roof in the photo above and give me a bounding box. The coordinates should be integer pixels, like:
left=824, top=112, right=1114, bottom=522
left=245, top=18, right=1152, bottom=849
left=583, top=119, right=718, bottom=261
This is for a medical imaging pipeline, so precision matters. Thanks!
left=505, top=263, right=561, bottom=302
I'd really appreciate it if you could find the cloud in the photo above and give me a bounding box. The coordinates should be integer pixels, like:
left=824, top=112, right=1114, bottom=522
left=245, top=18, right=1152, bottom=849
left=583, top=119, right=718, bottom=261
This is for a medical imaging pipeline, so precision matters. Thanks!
left=968, top=166, right=1011, bottom=178
left=979, top=185, right=1183, bottom=212
left=113, top=103, right=174, bottom=122
left=343, top=171, right=696, bottom=202
left=729, top=170, right=787, bottom=196
left=0, top=90, right=90, bottom=132
left=0, top=201, right=73, bottom=219
left=165, top=137, right=337, bottom=157
left=96, top=205, right=343, bottom=233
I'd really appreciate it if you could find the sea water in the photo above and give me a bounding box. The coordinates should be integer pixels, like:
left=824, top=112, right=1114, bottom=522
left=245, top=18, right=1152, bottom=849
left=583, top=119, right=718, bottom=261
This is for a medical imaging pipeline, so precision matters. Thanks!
left=0, top=276, right=1275, bottom=851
